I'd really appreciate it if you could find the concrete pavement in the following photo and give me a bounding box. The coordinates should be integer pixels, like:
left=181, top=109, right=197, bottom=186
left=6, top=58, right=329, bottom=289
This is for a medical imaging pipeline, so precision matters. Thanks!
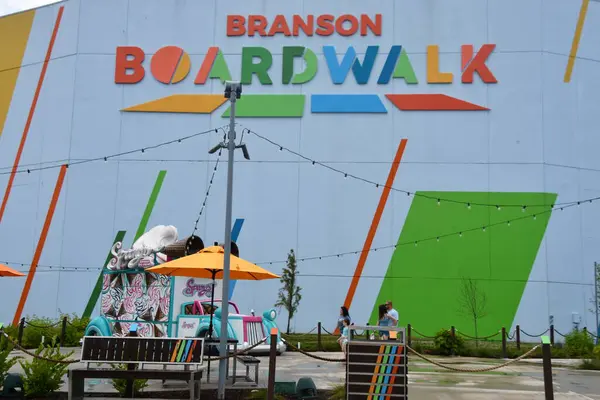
left=7, top=347, right=600, bottom=399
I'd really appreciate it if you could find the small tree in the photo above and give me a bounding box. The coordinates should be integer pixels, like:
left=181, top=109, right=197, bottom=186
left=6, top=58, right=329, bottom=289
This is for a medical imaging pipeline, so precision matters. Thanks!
left=458, top=277, right=487, bottom=346
left=275, top=249, right=302, bottom=334
left=590, top=262, right=600, bottom=342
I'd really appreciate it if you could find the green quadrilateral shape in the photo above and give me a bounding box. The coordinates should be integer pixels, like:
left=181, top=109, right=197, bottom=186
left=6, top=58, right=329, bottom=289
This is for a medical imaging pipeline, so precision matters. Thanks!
left=371, top=191, right=557, bottom=337
left=221, top=95, right=305, bottom=118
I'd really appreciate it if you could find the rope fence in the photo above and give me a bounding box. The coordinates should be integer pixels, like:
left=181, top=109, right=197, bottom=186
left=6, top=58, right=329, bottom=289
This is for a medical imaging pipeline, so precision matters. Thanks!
left=1, top=330, right=80, bottom=364
left=456, top=330, right=501, bottom=340
left=407, top=344, right=541, bottom=373
left=521, top=328, right=550, bottom=338
left=1, top=328, right=265, bottom=364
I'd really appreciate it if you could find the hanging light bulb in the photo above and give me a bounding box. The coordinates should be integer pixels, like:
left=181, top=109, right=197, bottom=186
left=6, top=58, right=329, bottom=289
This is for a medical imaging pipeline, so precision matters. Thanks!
left=414, top=241, right=418, bottom=247
left=467, top=203, right=471, bottom=210
left=482, top=226, right=486, bottom=232
left=533, top=214, right=537, bottom=220
left=459, top=232, right=463, bottom=237
left=437, top=199, right=441, bottom=206
left=496, top=205, right=501, bottom=211
left=522, top=206, right=526, bottom=212
left=436, top=237, right=440, bottom=242
left=344, top=173, right=348, bottom=179
left=507, top=221, right=511, bottom=227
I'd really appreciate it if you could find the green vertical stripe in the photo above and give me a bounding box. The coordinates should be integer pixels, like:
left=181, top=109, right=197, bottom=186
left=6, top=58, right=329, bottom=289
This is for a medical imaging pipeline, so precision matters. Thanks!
left=82, top=230, right=127, bottom=318
left=376, top=346, right=391, bottom=395
left=372, top=191, right=557, bottom=336
left=134, top=170, right=167, bottom=242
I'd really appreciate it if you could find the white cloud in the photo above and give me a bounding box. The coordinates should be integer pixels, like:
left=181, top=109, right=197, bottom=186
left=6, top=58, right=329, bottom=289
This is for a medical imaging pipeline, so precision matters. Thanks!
left=0, top=0, right=61, bottom=17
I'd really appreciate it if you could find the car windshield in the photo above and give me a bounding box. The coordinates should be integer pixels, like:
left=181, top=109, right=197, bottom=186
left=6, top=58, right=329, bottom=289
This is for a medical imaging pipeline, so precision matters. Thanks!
left=201, top=301, right=240, bottom=314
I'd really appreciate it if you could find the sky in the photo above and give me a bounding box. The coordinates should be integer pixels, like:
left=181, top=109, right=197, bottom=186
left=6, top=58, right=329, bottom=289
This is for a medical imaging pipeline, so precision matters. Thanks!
left=0, top=0, right=60, bottom=16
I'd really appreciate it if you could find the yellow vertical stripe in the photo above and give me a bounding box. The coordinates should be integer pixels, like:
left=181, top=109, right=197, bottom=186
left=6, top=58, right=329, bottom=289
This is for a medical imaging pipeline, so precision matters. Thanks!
left=0, top=11, right=35, bottom=138
left=564, top=0, right=589, bottom=83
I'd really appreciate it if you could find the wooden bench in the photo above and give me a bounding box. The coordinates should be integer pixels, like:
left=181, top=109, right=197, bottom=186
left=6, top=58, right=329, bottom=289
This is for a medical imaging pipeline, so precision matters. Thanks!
left=70, top=336, right=205, bottom=400
left=234, top=355, right=260, bottom=385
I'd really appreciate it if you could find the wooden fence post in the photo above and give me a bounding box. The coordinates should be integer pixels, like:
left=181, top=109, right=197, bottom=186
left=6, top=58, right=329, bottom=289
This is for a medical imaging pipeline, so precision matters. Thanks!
left=516, top=325, right=521, bottom=350
left=267, top=328, right=278, bottom=400
left=317, top=322, right=322, bottom=351
left=407, top=324, right=412, bottom=347
left=501, top=327, right=507, bottom=358
left=17, top=318, right=24, bottom=346
left=541, top=335, right=554, bottom=400
left=60, top=316, right=67, bottom=347
left=450, top=326, right=455, bottom=338
left=550, top=325, right=555, bottom=345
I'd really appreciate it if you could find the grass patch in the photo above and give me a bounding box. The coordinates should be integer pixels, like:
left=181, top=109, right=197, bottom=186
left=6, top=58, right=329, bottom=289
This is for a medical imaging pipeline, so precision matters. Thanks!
left=579, top=359, right=600, bottom=371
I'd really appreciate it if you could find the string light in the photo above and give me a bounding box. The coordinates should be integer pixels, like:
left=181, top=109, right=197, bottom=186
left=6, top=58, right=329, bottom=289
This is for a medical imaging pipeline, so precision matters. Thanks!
left=243, top=126, right=600, bottom=210
left=1, top=204, right=561, bottom=272
left=0, top=126, right=227, bottom=176
left=3, top=260, right=597, bottom=287
left=191, top=129, right=227, bottom=237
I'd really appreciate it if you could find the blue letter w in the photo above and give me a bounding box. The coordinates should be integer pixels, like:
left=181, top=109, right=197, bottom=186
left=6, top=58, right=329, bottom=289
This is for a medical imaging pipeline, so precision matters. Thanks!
left=323, top=46, right=379, bottom=85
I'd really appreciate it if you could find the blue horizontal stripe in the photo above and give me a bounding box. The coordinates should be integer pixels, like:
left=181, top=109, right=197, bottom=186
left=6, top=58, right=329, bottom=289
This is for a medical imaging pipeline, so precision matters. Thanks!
left=311, top=94, right=387, bottom=113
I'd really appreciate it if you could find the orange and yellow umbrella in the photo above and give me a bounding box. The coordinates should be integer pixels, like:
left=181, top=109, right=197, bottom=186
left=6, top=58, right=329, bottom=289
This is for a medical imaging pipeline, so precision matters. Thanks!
left=147, top=246, right=279, bottom=281
left=0, top=263, right=25, bottom=277
left=147, top=246, right=278, bottom=338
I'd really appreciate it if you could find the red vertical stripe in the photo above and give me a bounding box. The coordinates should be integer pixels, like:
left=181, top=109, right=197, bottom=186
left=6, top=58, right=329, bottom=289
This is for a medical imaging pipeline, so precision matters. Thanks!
left=12, top=165, right=67, bottom=325
left=0, top=6, right=64, bottom=224
left=194, top=46, right=219, bottom=84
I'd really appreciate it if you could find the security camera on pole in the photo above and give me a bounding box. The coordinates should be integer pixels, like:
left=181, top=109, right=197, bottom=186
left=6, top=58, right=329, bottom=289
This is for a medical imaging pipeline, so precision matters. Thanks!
left=209, top=81, right=250, bottom=400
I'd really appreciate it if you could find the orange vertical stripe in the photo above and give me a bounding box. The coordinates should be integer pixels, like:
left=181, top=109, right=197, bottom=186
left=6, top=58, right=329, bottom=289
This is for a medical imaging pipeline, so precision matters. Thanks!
left=367, top=345, right=386, bottom=399
left=12, top=165, right=67, bottom=325
left=0, top=6, right=64, bottom=224
left=343, top=139, right=408, bottom=319
left=0, top=10, right=35, bottom=139
left=564, top=0, right=589, bottom=83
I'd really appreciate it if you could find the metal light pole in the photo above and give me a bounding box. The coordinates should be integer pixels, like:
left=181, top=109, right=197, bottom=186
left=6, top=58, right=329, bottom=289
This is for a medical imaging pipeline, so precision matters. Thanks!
left=210, top=81, right=246, bottom=400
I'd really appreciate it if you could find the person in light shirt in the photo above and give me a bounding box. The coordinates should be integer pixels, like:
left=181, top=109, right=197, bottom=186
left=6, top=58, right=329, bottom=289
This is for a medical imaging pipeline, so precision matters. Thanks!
left=385, top=300, right=399, bottom=326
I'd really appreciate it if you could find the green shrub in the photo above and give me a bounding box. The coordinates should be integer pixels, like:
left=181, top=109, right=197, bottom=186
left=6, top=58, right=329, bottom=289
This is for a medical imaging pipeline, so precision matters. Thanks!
left=60, top=313, right=89, bottom=347
left=19, top=338, right=72, bottom=398
left=434, top=329, right=465, bottom=356
left=580, top=359, right=600, bottom=370
left=594, top=345, right=600, bottom=360
left=328, top=383, right=346, bottom=400
left=0, top=327, right=18, bottom=351
left=111, top=364, right=148, bottom=397
left=21, top=316, right=61, bottom=349
left=564, top=329, right=594, bottom=358
left=245, top=389, right=286, bottom=399
left=0, top=344, right=19, bottom=389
